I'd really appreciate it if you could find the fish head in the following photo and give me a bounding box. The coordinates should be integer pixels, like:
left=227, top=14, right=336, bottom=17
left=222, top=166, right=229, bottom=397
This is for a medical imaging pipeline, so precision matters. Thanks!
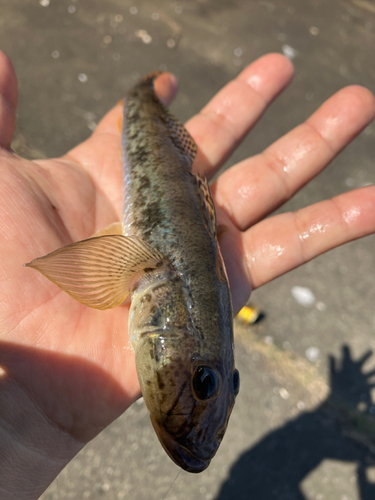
left=149, top=355, right=239, bottom=473
left=130, top=278, right=239, bottom=473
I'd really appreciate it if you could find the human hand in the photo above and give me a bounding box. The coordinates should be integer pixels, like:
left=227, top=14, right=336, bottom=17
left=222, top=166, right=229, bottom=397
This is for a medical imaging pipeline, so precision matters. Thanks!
left=0, top=51, right=374, bottom=498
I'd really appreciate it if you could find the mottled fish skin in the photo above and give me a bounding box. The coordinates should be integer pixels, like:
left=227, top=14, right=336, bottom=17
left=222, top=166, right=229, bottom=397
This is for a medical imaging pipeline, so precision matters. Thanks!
left=123, top=73, right=239, bottom=472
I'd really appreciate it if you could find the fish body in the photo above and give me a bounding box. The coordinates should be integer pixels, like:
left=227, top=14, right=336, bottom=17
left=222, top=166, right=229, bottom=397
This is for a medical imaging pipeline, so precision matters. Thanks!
left=26, top=73, right=239, bottom=472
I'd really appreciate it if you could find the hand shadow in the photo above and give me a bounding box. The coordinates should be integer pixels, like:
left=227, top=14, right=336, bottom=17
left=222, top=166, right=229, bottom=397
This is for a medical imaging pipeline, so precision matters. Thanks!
left=215, top=345, right=375, bottom=500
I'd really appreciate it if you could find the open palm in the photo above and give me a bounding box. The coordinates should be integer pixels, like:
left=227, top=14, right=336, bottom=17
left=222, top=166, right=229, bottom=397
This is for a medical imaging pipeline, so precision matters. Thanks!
left=1, top=50, right=375, bottom=458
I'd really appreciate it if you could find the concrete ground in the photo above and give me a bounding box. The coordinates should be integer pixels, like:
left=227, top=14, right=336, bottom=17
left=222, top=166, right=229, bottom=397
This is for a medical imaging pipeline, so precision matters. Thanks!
left=1, top=0, right=375, bottom=498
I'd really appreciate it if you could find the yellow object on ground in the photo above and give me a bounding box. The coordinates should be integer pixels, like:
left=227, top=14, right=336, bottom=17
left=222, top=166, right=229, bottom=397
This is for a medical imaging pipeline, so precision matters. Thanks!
left=236, top=305, right=261, bottom=325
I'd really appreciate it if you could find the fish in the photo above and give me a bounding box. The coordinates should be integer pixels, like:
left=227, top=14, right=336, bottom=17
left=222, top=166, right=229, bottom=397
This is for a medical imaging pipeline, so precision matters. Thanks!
left=25, top=72, right=240, bottom=473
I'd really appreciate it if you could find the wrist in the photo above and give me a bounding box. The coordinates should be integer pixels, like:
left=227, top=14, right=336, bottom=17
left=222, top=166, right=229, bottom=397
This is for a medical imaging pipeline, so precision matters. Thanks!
left=0, top=376, right=82, bottom=500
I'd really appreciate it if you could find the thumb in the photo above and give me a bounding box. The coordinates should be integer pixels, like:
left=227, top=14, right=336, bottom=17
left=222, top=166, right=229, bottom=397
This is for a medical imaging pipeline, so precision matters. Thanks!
left=0, top=51, right=18, bottom=149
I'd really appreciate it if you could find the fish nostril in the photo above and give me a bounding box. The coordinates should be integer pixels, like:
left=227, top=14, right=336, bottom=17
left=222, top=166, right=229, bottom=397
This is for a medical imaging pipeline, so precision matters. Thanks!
left=233, top=369, right=240, bottom=395
left=192, top=366, right=221, bottom=401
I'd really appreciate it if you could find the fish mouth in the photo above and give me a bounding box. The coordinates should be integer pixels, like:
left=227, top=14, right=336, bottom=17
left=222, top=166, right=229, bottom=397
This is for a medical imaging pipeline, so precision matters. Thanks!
left=150, top=416, right=210, bottom=473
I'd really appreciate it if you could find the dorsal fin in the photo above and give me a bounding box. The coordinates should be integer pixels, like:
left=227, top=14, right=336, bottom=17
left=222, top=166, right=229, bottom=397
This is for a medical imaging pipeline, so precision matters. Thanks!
left=194, top=173, right=216, bottom=237
left=161, top=106, right=197, bottom=166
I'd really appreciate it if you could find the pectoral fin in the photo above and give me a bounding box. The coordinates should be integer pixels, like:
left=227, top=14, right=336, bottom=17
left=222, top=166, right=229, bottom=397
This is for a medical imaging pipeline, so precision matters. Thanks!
left=92, top=221, right=123, bottom=237
left=25, top=235, right=166, bottom=310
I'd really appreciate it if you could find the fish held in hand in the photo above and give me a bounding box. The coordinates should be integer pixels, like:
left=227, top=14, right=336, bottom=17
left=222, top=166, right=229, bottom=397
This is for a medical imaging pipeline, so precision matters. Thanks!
left=25, top=72, right=239, bottom=473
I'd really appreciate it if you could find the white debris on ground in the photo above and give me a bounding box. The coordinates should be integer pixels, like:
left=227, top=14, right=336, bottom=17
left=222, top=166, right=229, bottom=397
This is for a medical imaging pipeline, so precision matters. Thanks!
left=282, top=44, right=298, bottom=59
left=291, top=286, right=316, bottom=306
left=135, top=29, right=152, bottom=44
left=306, top=346, right=320, bottom=363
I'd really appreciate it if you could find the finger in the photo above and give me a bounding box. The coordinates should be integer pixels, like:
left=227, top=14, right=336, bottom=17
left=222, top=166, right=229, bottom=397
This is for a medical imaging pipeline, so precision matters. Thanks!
left=213, top=86, right=375, bottom=231
left=0, top=51, right=18, bottom=149
left=328, top=354, right=337, bottom=376
left=341, top=344, right=353, bottom=367
left=186, top=53, right=294, bottom=177
left=356, top=350, right=373, bottom=366
left=224, top=186, right=375, bottom=306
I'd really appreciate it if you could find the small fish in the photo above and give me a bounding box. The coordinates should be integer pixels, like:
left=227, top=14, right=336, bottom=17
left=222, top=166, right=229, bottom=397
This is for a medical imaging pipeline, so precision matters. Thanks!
left=26, top=73, right=239, bottom=473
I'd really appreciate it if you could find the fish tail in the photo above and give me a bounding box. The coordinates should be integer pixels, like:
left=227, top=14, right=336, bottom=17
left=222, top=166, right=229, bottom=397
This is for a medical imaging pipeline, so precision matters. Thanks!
left=140, top=71, right=163, bottom=88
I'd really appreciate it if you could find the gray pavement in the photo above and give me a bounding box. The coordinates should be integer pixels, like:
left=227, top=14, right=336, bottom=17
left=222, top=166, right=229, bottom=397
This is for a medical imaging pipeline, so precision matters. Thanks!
left=1, top=0, right=375, bottom=498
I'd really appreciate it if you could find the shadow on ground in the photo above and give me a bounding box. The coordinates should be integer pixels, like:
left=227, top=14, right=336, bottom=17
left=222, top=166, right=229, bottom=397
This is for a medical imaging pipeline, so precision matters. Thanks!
left=216, top=345, right=375, bottom=500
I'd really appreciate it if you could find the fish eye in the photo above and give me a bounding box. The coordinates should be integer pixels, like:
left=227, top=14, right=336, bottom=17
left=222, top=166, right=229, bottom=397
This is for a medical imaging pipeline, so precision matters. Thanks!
left=233, top=369, right=240, bottom=395
left=192, top=366, right=221, bottom=401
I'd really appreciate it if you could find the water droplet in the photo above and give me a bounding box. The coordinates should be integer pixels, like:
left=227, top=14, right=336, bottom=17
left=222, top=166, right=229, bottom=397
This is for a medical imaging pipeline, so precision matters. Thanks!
left=115, top=14, right=123, bottom=22
left=68, top=5, right=76, bottom=14
left=316, top=301, right=327, bottom=312
left=309, top=26, right=319, bottom=35
left=130, top=6, right=138, bottom=15
left=167, top=38, right=176, bottom=48
left=78, top=73, right=88, bottom=82
left=234, top=47, right=243, bottom=57
left=51, top=50, right=60, bottom=59
left=151, top=12, right=160, bottom=20
left=103, top=35, right=112, bottom=44
left=39, top=0, right=50, bottom=6
left=175, top=6, right=183, bottom=14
